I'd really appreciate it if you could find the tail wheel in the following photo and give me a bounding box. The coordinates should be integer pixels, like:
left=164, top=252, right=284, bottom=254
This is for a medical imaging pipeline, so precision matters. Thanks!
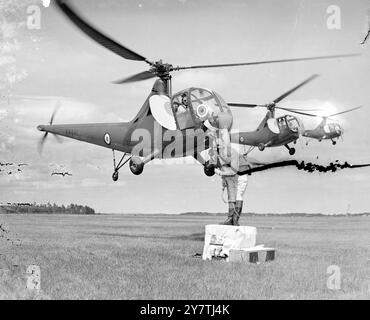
left=112, top=171, right=119, bottom=181
left=332, top=140, right=337, bottom=145
left=129, top=157, right=144, bottom=175
left=258, top=143, right=265, bottom=151
left=289, top=148, right=296, bottom=155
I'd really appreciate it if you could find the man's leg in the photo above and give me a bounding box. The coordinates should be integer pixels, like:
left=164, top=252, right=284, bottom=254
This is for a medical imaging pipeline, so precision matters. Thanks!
left=233, top=200, right=243, bottom=226
left=222, top=201, right=235, bottom=225
left=233, top=175, right=248, bottom=226
left=221, top=176, right=237, bottom=225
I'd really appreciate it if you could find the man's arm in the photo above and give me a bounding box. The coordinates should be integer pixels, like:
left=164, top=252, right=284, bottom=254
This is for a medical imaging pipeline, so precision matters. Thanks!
left=215, top=166, right=237, bottom=176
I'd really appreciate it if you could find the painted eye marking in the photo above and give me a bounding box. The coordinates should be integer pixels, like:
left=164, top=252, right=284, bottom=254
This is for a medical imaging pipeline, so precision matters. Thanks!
left=104, top=133, right=111, bottom=145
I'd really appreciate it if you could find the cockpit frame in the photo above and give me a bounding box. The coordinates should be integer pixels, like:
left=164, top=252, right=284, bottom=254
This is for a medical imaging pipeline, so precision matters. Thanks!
left=171, top=87, right=231, bottom=131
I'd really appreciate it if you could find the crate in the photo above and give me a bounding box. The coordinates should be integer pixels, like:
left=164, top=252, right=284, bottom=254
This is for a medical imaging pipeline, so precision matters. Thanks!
left=202, top=224, right=257, bottom=260
left=228, top=245, right=275, bottom=263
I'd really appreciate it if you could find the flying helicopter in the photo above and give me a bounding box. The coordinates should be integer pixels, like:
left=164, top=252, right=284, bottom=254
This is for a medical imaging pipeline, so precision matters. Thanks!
left=227, top=74, right=320, bottom=155
left=298, top=106, right=363, bottom=145
left=37, top=0, right=358, bottom=181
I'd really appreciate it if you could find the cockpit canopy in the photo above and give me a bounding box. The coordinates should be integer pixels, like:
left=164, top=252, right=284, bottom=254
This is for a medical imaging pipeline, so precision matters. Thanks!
left=285, top=115, right=301, bottom=132
left=171, top=87, right=233, bottom=130
left=323, top=122, right=343, bottom=134
left=276, top=115, right=302, bottom=133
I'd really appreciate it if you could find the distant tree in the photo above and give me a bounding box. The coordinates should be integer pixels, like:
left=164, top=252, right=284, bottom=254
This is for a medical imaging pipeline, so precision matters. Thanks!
left=0, top=202, right=96, bottom=215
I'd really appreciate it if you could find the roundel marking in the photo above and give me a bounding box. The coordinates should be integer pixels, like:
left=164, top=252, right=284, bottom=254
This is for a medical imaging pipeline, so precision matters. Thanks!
left=197, top=104, right=209, bottom=119
left=104, top=133, right=111, bottom=145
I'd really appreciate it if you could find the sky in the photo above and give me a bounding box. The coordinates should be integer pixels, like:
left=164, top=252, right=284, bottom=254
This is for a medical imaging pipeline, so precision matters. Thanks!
left=0, top=0, right=369, bottom=214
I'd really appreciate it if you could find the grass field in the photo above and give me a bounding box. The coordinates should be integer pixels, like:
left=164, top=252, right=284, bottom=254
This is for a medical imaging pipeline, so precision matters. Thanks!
left=0, top=213, right=369, bottom=299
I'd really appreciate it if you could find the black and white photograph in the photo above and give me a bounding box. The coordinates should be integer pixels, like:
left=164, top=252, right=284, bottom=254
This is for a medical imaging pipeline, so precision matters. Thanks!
left=0, top=0, right=369, bottom=304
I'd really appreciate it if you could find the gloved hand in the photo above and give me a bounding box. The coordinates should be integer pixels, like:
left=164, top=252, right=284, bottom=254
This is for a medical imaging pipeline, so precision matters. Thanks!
left=215, top=168, right=222, bottom=176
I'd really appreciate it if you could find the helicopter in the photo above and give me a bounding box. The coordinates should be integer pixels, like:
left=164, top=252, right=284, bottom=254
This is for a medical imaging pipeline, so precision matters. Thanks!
left=37, top=0, right=358, bottom=181
left=227, top=74, right=321, bottom=155
left=298, top=106, right=363, bottom=145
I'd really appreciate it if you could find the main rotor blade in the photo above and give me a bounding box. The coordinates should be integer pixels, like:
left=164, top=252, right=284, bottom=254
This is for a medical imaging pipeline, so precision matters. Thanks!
left=227, top=103, right=260, bottom=108
left=175, top=54, right=359, bottom=71
left=113, top=70, right=156, bottom=84
left=275, top=105, right=363, bottom=120
left=282, top=107, right=323, bottom=112
left=275, top=107, right=320, bottom=118
left=228, top=103, right=323, bottom=113
left=273, top=74, right=319, bottom=104
left=55, top=0, right=151, bottom=64
left=327, top=106, right=363, bottom=117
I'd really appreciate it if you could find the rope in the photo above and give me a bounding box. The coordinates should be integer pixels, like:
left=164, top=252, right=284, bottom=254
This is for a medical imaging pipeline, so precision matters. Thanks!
left=221, top=187, right=239, bottom=214
left=221, top=186, right=228, bottom=204
left=232, top=202, right=239, bottom=215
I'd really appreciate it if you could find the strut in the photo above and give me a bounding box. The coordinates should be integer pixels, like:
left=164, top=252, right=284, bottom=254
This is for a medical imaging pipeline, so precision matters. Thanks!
left=112, top=150, right=132, bottom=181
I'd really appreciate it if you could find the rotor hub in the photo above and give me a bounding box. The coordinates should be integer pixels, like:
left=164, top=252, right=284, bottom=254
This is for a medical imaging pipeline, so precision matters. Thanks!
left=266, top=103, right=276, bottom=112
left=150, top=60, right=173, bottom=80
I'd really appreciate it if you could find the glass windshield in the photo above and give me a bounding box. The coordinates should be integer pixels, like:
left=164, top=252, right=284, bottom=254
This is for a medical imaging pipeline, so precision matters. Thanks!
left=189, top=88, right=223, bottom=112
left=286, top=115, right=299, bottom=132
left=171, top=90, right=195, bottom=130
left=328, top=123, right=341, bottom=132
left=323, top=124, right=331, bottom=133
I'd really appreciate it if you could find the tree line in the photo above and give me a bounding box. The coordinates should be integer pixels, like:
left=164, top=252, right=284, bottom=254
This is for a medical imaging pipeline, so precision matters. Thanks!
left=0, top=203, right=96, bottom=215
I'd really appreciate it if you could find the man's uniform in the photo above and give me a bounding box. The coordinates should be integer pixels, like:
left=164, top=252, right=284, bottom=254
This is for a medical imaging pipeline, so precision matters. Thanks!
left=215, top=147, right=251, bottom=226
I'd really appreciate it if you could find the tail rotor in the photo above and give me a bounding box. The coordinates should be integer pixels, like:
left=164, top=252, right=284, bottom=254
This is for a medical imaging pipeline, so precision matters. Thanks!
left=38, top=101, right=62, bottom=155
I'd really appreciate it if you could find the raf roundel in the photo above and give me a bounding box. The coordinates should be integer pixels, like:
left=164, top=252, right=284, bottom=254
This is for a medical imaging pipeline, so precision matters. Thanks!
left=104, top=133, right=111, bottom=145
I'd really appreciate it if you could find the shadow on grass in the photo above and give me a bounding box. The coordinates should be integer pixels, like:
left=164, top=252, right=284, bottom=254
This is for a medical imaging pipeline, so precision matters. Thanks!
left=93, top=232, right=204, bottom=242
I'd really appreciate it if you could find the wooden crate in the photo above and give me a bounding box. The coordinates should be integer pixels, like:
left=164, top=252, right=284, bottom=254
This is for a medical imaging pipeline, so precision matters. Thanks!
left=228, top=246, right=275, bottom=263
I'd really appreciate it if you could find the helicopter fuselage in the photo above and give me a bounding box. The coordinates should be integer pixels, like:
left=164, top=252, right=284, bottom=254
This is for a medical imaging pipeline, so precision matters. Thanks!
left=37, top=81, right=234, bottom=164
left=230, top=114, right=301, bottom=149
left=303, top=121, right=343, bottom=141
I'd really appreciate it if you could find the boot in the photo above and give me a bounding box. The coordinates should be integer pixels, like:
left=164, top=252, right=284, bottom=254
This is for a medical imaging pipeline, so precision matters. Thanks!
left=221, top=202, right=235, bottom=225
left=233, top=201, right=243, bottom=226
left=222, top=214, right=233, bottom=225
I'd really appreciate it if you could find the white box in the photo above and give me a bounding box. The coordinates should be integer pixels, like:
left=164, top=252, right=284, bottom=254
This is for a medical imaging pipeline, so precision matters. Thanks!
left=202, top=224, right=257, bottom=260
left=228, top=246, right=276, bottom=263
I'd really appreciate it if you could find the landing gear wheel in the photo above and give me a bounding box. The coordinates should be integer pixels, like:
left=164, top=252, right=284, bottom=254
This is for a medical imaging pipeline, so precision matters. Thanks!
left=289, top=147, right=296, bottom=156
left=258, top=143, right=265, bottom=151
left=204, top=162, right=215, bottom=177
left=112, top=171, right=119, bottom=182
left=332, top=140, right=337, bottom=145
left=129, top=157, right=144, bottom=175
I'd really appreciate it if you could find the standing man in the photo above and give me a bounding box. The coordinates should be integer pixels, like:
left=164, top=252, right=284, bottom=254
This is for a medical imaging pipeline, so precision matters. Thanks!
left=214, top=146, right=251, bottom=226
